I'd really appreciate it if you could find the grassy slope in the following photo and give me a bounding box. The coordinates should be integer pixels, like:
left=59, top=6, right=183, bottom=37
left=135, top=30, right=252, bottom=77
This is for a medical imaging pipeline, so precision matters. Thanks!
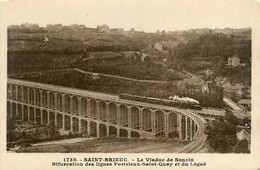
left=13, top=70, right=181, bottom=98
left=169, top=32, right=251, bottom=85
left=8, top=28, right=185, bottom=81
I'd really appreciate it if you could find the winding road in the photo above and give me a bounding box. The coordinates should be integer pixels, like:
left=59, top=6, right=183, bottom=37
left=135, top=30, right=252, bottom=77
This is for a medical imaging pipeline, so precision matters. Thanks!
left=223, top=96, right=243, bottom=110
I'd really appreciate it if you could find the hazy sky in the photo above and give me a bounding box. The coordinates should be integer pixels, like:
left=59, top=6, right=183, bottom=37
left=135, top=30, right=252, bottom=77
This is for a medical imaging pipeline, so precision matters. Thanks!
left=2, top=0, right=259, bottom=32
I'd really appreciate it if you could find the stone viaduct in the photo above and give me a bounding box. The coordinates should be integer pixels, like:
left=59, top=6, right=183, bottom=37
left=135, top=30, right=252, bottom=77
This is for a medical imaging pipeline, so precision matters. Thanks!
left=7, top=78, right=203, bottom=141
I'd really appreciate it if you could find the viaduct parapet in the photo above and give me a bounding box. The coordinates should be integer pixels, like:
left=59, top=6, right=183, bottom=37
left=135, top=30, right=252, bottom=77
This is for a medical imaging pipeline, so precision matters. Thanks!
left=7, top=78, right=205, bottom=141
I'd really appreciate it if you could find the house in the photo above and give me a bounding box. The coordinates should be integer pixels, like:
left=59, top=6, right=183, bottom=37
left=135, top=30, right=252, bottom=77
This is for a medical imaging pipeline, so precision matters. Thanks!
left=46, top=24, right=63, bottom=32
left=130, top=28, right=135, bottom=32
left=91, top=73, right=100, bottom=79
left=227, top=53, right=240, bottom=67
left=62, top=26, right=72, bottom=31
left=154, top=41, right=179, bottom=52
left=43, top=36, right=49, bottom=43
left=236, top=125, right=251, bottom=151
left=154, top=41, right=168, bottom=51
left=201, top=82, right=210, bottom=93
left=110, top=28, right=125, bottom=35
left=70, top=24, right=86, bottom=30
left=97, top=24, right=110, bottom=33
left=20, top=23, right=39, bottom=29
left=123, top=51, right=135, bottom=58
left=238, top=99, right=251, bottom=112
left=236, top=125, right=250, bottom=140
left=123, top=51, right=141, bottom=59
left=140, top=53, right=148, bottom=62
left=205, top=69, right=214, bottom=79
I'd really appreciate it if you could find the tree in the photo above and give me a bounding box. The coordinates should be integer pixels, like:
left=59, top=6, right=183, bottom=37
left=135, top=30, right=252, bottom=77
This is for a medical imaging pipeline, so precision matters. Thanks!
left=206, top=109, right=239, bottom=153
left=206, top=120, right=236, bottom=153
left=240, top=117, right=251, bottom=127
left=7, top=117, right=16, bottom=131
left=230, top=91, right=238, bottom=103
left=241, top=87, right=250, bottom=99
left=225, top=108, right=239, bottom=126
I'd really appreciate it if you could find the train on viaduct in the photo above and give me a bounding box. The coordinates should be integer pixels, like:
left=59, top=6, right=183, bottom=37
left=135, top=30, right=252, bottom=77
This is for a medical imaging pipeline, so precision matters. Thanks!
left=7, top=78, right=206, bottom=142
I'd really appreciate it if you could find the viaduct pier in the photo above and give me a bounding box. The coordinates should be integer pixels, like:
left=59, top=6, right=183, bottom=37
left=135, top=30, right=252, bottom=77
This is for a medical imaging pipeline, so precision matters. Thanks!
left=7, top=78, right=205, bottom=141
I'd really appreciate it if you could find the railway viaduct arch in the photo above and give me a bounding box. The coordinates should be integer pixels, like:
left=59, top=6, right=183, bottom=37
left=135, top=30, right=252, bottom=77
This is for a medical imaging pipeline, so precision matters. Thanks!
left=7, top=78, right=204, bottom=141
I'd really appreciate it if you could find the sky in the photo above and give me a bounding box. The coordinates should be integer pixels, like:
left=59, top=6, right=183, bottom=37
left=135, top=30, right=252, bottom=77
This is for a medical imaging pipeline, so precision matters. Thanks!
left=1, top=0, right=259, bottom=32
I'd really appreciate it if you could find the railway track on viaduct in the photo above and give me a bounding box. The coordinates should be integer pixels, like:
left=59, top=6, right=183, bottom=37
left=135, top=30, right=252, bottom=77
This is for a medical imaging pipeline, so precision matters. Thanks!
left=7, top=78, right=207, bottom=153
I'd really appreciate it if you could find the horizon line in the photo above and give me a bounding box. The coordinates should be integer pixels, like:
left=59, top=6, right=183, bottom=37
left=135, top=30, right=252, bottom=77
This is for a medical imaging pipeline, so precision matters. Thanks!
left=7, top=23, right=251, bottom=33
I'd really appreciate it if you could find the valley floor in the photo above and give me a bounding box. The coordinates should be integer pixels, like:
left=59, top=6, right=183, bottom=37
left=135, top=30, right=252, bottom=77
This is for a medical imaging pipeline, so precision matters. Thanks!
left=16, top=137, right=190, bottom=153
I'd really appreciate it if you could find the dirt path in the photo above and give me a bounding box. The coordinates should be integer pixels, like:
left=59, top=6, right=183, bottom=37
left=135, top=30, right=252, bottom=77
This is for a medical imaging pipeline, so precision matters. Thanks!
left=117, top=142, right=185, bottom=153
left=33, top=137, right=95, bottom=146
left=7, top=137, right=95, bottom=153
left=9, top=67, right=168, bottom=84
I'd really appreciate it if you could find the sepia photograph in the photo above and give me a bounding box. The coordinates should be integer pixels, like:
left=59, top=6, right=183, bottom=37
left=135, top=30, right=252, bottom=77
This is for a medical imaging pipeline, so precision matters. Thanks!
left=0, top=0, right=260, bottom=169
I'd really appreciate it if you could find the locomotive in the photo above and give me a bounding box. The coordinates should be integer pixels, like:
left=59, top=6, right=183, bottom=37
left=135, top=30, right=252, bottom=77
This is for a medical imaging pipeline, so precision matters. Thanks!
left=119, top=93, right=201, bottom=110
